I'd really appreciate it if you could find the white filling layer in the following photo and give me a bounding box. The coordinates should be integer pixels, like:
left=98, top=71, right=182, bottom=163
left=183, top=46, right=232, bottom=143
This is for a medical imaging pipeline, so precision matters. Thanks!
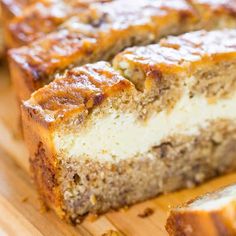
left=54, top=86, right=236, bottom=162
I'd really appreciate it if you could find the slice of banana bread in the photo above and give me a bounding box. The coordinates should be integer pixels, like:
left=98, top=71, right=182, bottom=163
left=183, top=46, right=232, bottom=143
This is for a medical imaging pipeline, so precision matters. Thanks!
left=22, top=29, right=236, bottom=223
left=166, top=184, right=236, bottom=236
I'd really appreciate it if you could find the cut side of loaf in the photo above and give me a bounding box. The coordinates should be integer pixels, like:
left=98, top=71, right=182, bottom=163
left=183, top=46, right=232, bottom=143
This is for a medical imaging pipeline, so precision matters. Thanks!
left=166, top=184, right=236, bottom=236
left=7, top=0, right=198, bottom=102
left=22, top=29, right=236, bottom=223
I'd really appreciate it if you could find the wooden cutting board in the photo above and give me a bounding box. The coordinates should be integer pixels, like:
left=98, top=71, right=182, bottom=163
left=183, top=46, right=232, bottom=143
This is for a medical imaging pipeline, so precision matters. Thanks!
left=1, top=63, right=236, bottom=236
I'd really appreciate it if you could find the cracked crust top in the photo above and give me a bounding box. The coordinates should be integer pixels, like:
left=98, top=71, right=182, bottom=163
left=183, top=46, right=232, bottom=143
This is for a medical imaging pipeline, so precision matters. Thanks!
left=113, top=29, right=236, bottom=76
left=22, top=61, right=134, bottom=125
left=7, top=0, right=112, bottom=47
left=7, top=0, right=236, bottom=48
left=23, top=29, right=236, bottom=126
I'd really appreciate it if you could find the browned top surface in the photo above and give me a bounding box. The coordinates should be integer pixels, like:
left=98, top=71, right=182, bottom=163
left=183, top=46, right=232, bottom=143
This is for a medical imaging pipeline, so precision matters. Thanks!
left=23, top=61, right=133, bottom=123
left=23, top=29, right=236, bottom=124
left=113, top=29, right=236, bottom=74
left=9, top=0, right=194, bottom=83
left=8, top=0, right=112, bottom=46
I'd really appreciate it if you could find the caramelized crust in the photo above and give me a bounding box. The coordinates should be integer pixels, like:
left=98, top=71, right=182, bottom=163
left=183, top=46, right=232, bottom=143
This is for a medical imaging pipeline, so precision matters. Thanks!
left=113, top=30, right=236, bottom=90
left=1, top=0, right=36, bottom=53
left=6, top=0, right=236, bottom=49
left=166, top=184, right=236, bottom=236
left=9, top=0, right=236, bottom=102
left=23, top=61, right=134, bottom=125
left=9, top=0, right=196, bottom=101
left=6, top=0, right=111, bottom=48
left=24, top=29, right=236, bottom=119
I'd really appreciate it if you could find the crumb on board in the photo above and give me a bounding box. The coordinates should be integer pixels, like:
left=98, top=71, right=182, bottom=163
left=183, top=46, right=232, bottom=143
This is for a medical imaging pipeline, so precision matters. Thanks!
left=138, top=207, right=154, bottom=218
left=39, top=201, right=49, bottom=214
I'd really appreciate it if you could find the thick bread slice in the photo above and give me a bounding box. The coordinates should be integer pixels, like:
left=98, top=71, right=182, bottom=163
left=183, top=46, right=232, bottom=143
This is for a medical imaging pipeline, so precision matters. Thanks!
left=9, top=0, right=197, bottom=101
left=166, top=184, right=236, bottom=236
left=22, top=29, right=236, bottom=223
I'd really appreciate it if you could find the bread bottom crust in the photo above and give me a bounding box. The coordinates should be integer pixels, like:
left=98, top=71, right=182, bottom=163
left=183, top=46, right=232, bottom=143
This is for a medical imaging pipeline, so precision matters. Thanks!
left=31, top=119, right=236, bottom=224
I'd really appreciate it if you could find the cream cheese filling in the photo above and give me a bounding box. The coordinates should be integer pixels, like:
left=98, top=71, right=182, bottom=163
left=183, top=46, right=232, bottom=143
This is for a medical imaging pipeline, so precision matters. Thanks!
left=54, top=86, right=236, bottom=162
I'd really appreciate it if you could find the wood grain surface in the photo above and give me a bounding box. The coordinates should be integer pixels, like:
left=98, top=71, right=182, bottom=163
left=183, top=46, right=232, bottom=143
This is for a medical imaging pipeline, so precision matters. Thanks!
left=1, top=63, right=236, bottom=236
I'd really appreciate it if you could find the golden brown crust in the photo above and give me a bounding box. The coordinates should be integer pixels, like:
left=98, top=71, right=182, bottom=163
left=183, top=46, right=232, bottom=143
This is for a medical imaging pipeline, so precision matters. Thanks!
left=22, top=29, right=236, bottom=123
left=6, top=0, right=111, bottom=48
left=1, top=0, right=37, bottom=52
left=113, top=29, right=236, bottom=90
left=22, top=61, right=134, bottom=126
left=5, top=0, right=236, bottom=48
left=9, top=0, right=196, bottom=101
left=166, top=185, right=236, bottom=236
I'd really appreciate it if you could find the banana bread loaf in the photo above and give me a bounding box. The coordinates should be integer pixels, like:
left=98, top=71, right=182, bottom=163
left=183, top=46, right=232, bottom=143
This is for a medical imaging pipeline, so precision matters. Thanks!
left=22, top=29, right=236, bottom=223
